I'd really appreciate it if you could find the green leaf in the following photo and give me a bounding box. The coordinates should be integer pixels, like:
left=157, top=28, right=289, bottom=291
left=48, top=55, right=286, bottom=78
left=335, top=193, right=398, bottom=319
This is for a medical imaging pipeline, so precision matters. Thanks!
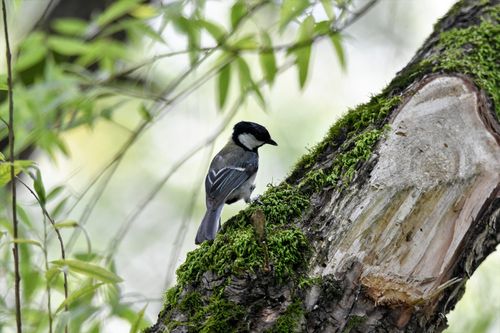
left=259, top=32, right=277, bottom=85
left=314, top=20, right=330, bottom=35
left=236, top=57, right=265, bottom=108
left=295, top=16, right=314, bottom=88
left=46, top=266, right=61, bottom=284
left=47, top=36, right=90, bottom=56
left=173, top=16, right=200, bottom=64
left=33, top=168, right=46, bottom=205
left=236, top=56, right=252, bottom=93
left=130, top=4, right=158, bottom=19
left=198, top=19, right=226, bottom=42
left=139, top=104, right=153, bottom=122
left=0, top=160, right=34, bottom=187
left=56, top=282, right=105, bottom=313
left=217, top=63, right=231, bottom=109
left=321, top=0, right=335, bottom=20
left=230, top=1, right=247, bottom=29
left=0, top=152, right=4, bottom=161
left=231, top=34, right=258, bottom=50
left=0, top=74, right=7, bottom=90
left=51, top=259, right=123, bottom=283
left=54, top=220, right=79, bottom=229
left=14, top=32, right=47, bottom=71
left=95, top=0, right=140, bottom=27
left=120, top=19, right=165, bottom=44
left=15, top=45, right=47, bottom=72
left=12, top=238, right=43, bottom=249
left=279, top=0, right=309, bottom=31
left=52, top=18, right=88, bottom=36
left=330, top=32, right=346, bottom=69
left=47, top=185, right=65, bottom=201
left=129, top=305, right=147, bottom=333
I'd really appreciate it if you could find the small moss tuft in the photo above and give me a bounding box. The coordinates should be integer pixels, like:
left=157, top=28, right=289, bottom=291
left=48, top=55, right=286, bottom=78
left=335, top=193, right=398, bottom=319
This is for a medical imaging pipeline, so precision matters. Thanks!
left=342, top=315, right=366, bottom=333
left=266, top=299, right=304, bottom=333
left=192, top=291, right=245, bottom=333
left=298, top=275, right=322, bottom=290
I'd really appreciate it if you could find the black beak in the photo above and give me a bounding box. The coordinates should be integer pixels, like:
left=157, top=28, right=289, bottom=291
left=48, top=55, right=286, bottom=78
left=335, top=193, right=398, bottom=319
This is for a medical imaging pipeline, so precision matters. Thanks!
left=267, top=138, right=278, bottom=146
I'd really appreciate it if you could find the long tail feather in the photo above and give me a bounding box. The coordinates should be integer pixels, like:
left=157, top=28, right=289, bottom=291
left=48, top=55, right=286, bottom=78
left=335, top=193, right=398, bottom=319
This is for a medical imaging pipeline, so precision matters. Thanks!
left=195, top=205, right=223, bottom=244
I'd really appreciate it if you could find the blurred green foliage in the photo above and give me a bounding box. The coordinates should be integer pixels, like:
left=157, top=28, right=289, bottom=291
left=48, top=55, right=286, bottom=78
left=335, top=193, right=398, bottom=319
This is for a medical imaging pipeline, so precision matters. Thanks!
left=0, top=0, right=352, bottom=331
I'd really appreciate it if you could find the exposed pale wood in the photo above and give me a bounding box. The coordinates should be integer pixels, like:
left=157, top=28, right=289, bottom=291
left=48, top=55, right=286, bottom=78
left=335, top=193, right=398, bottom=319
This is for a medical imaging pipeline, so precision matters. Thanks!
left=308, top=76, right=500, bottom=307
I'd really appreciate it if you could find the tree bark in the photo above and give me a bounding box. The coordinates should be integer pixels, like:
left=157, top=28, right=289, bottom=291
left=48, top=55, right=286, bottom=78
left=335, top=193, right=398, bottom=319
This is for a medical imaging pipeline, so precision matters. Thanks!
left=148, top=1, right=500, bottom=332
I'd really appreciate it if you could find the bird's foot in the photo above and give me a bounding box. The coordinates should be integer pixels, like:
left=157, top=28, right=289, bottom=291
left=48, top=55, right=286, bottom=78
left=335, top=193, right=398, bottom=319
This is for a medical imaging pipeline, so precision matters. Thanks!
left=250, top=195, right=263, bottom=206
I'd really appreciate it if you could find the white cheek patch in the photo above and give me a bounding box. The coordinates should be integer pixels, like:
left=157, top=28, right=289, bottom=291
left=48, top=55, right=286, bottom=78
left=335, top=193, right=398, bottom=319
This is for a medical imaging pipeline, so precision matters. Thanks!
left=238, top=133, right=264, bottom=150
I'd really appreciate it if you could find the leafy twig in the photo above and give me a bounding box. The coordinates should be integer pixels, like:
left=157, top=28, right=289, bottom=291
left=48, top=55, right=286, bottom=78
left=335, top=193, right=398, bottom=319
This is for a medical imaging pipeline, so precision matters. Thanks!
left=17, top=177, right=69, bottom=333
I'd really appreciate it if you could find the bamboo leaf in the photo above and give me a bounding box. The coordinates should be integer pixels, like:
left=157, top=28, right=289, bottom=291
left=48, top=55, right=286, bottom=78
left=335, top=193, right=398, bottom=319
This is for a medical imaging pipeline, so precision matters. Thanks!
left=12, top=238, right=43, bottom=249
left=198, top=19, right=226, bottom=42
left=56, top=282, right=105, bottom=313
left=130, top=4, right=158, bottom=19
left=321, top=0, right=335, bottom=20
left=279, top=0, right=309, bottom=31
left=217, top=63, right=231, bottom=109
left=295, top=16, right=314, bottom=88
left=51, top=259, right=123, bottom=283
left=54, top=220, right=79, bottom=229
left=33, top=168, right=46, bottom=205
left=259, top=32, right=277, bottom=85
left=330, top=32, right=346, bottom=69
left=95, top=0, right=140, bottom=27
left=129, top=305, right=148, bottom=333
left=0, top=160, right=34, bottom=187
left=236, top=57, right=252, bottom=93
left=47, top=36, right=91, bottom=56
left=230, top=1, right=247, bottom=29
left=52, top=18, right=88, bottom=36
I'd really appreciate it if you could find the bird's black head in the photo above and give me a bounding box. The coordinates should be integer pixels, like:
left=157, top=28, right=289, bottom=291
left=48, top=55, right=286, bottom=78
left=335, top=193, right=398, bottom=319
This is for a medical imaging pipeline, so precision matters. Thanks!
left=232, top=121, right=277, bottom=151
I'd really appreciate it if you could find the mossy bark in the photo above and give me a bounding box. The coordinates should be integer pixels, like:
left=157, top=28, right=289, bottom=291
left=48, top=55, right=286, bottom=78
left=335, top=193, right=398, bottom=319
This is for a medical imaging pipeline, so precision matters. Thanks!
left=147, top=1, right=500, bottom=332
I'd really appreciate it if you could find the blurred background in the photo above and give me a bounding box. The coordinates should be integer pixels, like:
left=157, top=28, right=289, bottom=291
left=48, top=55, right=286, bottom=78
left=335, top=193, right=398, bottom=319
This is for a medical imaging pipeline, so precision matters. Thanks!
left=1, top=0, right=499, bottom=332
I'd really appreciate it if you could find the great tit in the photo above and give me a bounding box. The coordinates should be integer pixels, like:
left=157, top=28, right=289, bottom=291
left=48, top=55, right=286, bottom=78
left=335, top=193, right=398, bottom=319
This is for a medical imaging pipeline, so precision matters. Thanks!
left=195, top=121, right=277, bottom=244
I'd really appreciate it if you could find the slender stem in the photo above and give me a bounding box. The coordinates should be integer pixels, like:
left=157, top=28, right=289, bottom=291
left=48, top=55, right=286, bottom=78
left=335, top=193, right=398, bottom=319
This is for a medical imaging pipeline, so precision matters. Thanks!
left=17, top=178, right=69, bottom=333
left=2, top=1, right=21, bottom=332
left=42, top=215, right=53, bottom=333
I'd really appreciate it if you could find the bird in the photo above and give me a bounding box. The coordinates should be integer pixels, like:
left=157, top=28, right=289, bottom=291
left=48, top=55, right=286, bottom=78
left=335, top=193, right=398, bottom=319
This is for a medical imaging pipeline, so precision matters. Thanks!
left=195, top=121, right=277, bottom=244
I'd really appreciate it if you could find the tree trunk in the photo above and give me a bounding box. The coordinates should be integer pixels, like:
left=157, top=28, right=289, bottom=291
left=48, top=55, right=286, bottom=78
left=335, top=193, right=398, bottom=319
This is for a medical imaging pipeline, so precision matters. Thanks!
left=147, top=0, right=500, bottom=332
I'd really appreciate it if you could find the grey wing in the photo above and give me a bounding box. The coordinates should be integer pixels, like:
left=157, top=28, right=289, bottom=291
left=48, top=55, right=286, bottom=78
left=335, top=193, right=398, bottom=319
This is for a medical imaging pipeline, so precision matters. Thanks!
left=206, top=160, right=257, bottom=204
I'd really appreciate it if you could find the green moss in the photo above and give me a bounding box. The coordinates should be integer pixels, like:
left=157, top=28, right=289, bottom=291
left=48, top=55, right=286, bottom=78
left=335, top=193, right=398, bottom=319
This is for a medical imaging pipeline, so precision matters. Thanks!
left=162, top=288, right=245, bottom=333
left=430, top=10, right=500, bottom=117
left=256, top=183, right=310, bottom=225
left=191, top=291, right=245, bottom=333
left=161, top=285, right=181, bottom=314
left=291, top=95, right=400, bottom=187
left=176, top=183, right=310, bottom=286
left=179, top=291, right=203, bottom=316
left=342, top=315, right=366, bottom=333
left=266, top=299, right=304, bottom=333
left=267, top=227, right=309, bottom=282
left=298, top=275, right=322, bottom=289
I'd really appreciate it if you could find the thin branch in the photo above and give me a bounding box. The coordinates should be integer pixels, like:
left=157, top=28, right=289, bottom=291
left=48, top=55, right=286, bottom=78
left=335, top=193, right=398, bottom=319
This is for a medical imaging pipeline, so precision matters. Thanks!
left=2, top=1, right=21, bottom=331
left=42, top=214, right=53, bottom=333
left=17, top=178, right=69, bottom=333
